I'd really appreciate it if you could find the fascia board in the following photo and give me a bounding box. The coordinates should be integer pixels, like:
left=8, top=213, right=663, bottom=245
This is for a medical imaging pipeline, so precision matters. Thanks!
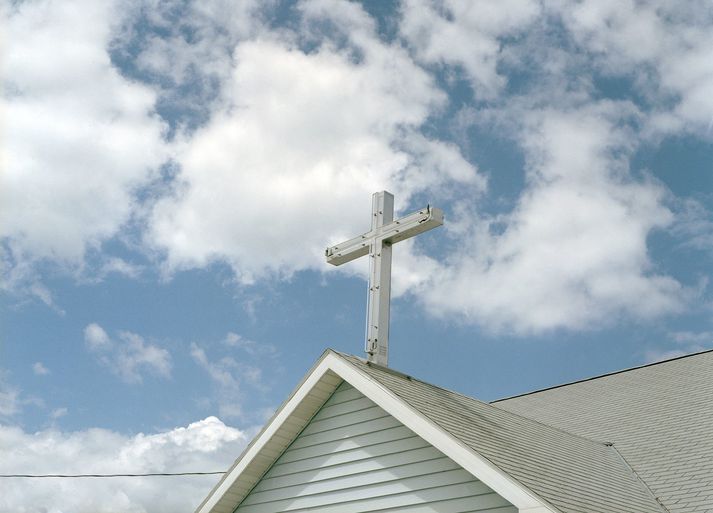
left=195, top=350, right=339, bottom=513
left=328, top=355, right=560, bottom=513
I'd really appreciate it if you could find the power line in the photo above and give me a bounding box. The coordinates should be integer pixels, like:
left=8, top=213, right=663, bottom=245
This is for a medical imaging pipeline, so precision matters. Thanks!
left=0, top=471, right=226, bottom=478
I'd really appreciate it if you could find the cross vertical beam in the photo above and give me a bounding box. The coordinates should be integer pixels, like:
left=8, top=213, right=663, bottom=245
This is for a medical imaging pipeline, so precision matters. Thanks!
left=366, top=191, right=393, bottom=366
left=326, top=191, right=444, bottom=367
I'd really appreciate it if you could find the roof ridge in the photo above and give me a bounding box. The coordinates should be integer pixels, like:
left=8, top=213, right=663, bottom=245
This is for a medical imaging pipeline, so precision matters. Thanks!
left=491, top=347, right=713, bottom=404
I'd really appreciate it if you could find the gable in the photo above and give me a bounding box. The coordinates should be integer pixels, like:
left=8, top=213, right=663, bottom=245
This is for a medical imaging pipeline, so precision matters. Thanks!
left=235, top=382, right=516, bottom=513
left=196, top=350, right=557, bottom=513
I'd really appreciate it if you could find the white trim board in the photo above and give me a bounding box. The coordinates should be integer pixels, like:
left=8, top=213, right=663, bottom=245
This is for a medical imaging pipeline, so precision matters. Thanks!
left=195, top=350, right=559, bottom=513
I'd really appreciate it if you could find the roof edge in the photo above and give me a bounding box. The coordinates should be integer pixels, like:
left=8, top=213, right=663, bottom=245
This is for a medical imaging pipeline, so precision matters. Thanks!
left=492, top=347, right=713, bottom=404
left=195, top=348, right=340, bottom=513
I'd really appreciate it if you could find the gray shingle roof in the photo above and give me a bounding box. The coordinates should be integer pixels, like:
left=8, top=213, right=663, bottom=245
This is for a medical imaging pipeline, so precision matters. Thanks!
left=494, top=349, right=713, bottom=513
left=338, top=352, right=665, bottom=513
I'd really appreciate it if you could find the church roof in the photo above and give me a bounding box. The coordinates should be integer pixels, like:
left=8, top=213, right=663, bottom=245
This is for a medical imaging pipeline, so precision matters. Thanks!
left=494, top=349, right=713, bottom=513
left=339, top=353, right=664, bottom=513
left=197, top=349, right=712, bottom=513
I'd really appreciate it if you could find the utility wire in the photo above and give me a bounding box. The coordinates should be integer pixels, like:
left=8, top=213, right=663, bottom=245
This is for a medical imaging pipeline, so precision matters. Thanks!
left=0, top=471, right=226, bottom=478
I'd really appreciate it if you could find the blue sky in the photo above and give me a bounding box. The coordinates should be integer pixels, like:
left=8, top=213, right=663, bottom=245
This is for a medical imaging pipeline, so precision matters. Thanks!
left=2, top=0, right=713, bottom=511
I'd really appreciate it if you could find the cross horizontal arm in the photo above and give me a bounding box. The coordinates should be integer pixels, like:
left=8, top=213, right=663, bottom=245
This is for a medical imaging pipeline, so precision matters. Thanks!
left=326, top=206, right=444, bottom=266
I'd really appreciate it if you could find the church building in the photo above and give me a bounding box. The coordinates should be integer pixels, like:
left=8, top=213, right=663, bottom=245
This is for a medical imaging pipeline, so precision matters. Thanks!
left=196, top=192, right=712, bottom=512
left=195, top=348, right=713, bottom=513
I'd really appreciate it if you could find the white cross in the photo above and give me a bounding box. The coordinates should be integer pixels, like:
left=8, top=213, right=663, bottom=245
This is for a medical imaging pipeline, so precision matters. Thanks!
left=326, top=191, right=444, bottom=367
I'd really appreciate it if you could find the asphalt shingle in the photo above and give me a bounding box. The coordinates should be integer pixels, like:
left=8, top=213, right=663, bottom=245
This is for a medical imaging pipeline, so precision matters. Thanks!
left=494, top=350, right=713, bottom=513
left=338, top=352, right=665, bottom=513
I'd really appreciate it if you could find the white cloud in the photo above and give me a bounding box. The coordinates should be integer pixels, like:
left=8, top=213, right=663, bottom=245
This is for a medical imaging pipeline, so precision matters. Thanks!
left=0, top=254, right=62, bottom=312
left=191, top=333, right=278, bottom=420
left=400, top=0, right=541, bottom=96
left=131, top=0, right=264, bottom=90
left=222, top=332, right=276, bottom=357
left=0, top=0, right=168, bottom=269
left=643, top=348, right=690, bottom=364
left=32, top=362, right=50, bottom=376
left=644, top=345, right=709, bottom=364
left=84, top=323, right=172, bottom=384
left=84, top=323, right=112, bottom=351
left=116, top=332, right=172, bottom=383
left=0, top=417, right=246, bottom=513
left=669, top=198, right=713, bottom=259
left=0, top=371, right=44, bottom=420
left=669, top=331, right=713, bottom=345
left=50, top=407, right=68, bottom=420
left=98, top=257, right=144, bottom=280
left=0, top=382, right=21, bottom=419
left=143, top=0, right=696, bottom=334
left=2, top=0, right=709, bottom=336
left=191, top=343, right=261, bottom=420
left=419, top=103, right=686, bottom=332
left=392, top=0, right=708, bottom=332
left=546, top=0, right=713, bottom=136
left=224, top=332, right=247, bottom=347
left=645, top=330, right=713, bottom=364
left=147, top=1, right=481, bottom=283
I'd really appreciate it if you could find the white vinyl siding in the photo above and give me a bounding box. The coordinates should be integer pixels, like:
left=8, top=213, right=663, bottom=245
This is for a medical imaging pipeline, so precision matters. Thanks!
left=235, top=382, right=516, bottom=513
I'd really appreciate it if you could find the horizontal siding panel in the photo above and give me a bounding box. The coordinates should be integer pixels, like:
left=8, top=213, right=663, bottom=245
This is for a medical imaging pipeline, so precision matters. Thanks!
left=278, top=434, right=426, bottom=466
left=324, top=386, right=362, bottom=406
left=252, top=449, right=447, bottom=490
left=376, top=495, right=517, bottom=513
left=300, top=405, right=388, bottom=436
left=318, top=383, right=354, bottom=402
left=237, top=476, right=490, bottom=513
left=288, top=415, right=402, bottom=449
left=267, top=443, right=438, bottom=478
left=276, top=425, right=416, bottom=464
left=276, top=482, right=498, bottom=513
left=247, top=456, right=460, bottom=500
left=312, top=396, right=376, bottom=420
left=243, top=468, right=479, bottom=509
left=235, top=382, right=513, bottom=513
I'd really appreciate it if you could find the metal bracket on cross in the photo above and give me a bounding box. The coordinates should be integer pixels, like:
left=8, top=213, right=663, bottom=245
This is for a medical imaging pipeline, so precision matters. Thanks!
left=326, top=191, right=444, bottom=367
